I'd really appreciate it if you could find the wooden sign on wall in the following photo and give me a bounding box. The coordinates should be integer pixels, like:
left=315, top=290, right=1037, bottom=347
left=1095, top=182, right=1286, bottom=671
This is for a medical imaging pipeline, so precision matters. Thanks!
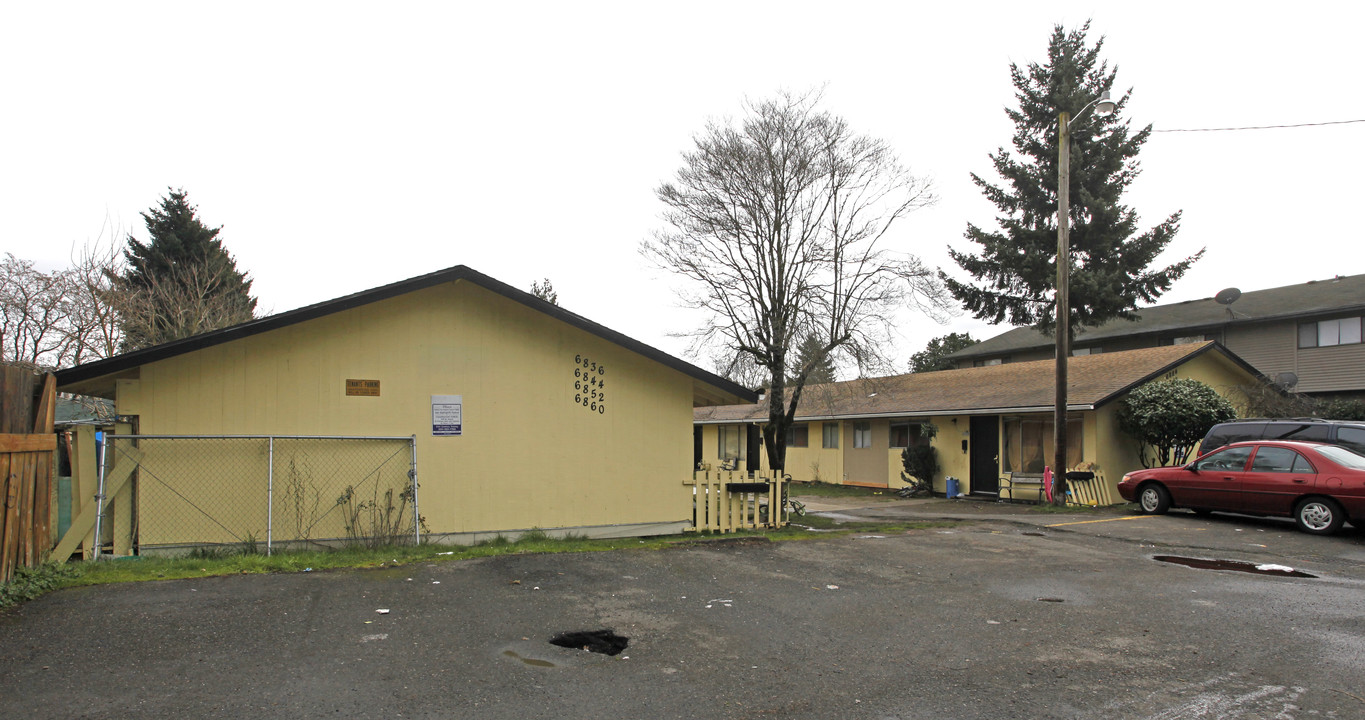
left=345, top=379, right=380, bottom=397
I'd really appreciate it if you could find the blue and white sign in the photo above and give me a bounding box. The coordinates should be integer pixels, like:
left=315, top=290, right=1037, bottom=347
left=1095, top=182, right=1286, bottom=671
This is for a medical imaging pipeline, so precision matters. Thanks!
left=431, top=394, right=463, bottom=436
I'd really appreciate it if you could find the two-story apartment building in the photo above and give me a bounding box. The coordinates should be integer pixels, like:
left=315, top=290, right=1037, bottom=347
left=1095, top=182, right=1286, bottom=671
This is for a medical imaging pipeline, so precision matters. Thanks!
left=946, top=274, right=1365, bottom=401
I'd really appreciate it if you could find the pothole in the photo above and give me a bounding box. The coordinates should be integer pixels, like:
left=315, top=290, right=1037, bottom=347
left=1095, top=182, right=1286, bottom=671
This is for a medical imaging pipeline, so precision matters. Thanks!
left=1153, top=555, right=1316, bottom=578
left=549, top=629, right=629, bottom=656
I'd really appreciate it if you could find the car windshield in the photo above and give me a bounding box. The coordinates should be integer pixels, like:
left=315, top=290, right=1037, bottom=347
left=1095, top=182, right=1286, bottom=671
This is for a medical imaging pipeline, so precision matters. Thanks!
left=1316, top=445, right=1365, bottom=470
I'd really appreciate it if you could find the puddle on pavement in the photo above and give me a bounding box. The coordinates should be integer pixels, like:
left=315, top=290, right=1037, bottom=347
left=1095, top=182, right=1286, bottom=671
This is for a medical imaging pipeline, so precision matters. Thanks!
left=1153, top=555, right=1316, bottom=578
left=503, top=650, right=556, bottom=668
left=549, top=629, right=629, bottom=656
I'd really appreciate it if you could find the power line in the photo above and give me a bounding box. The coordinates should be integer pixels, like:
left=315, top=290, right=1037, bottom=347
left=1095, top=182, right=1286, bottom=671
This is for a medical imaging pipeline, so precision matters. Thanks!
left=1153, top=118, right=1365, bottom=133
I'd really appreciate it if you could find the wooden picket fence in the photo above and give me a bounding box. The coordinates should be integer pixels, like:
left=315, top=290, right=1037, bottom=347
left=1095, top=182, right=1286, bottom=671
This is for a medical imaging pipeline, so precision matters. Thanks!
left=1, top=365, right=57, bottom=584
left=684, top=470, right=787, bottom=532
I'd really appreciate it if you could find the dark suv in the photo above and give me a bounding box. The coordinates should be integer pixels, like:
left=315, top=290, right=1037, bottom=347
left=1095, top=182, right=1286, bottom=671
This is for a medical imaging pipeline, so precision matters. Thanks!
left=1200, top=418, right=1365, bottom=455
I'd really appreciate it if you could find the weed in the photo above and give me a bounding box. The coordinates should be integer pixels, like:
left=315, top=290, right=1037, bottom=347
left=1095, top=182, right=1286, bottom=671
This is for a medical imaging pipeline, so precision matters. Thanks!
left=1, top=564, right=80, bottom=609
left=517, top=529, right=550, bottom=544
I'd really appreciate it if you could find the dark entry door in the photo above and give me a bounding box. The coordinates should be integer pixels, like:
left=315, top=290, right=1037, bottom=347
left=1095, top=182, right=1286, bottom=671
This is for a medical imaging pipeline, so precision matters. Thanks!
left=970, top=416, right=1000, bottom=495
left=746, top=425, right=762, bottom=473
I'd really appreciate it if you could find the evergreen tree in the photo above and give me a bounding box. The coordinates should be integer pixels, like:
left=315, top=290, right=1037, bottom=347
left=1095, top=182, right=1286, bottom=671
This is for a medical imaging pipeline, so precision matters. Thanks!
left=791, top=333, right=837, bottom=385
left=944, top=23, right=1202, bottom=337
left=907, top=332, right=977, bottom=373
left=116, top=189, right=257, bottom=349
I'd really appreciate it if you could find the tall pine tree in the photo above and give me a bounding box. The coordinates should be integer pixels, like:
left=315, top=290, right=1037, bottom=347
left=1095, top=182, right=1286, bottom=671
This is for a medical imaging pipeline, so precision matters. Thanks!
left=116, top=189, right=257, bottom=350
left=791, top=333, right=837, bottom=385
left=944, top=23, right=1201, bottom=337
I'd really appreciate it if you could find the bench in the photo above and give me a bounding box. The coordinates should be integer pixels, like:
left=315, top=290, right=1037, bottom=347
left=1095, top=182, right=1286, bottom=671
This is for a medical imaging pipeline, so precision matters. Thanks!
left=999, top=471, right=1104, bottom=505
left=998, top=473, right=1045, bottom=503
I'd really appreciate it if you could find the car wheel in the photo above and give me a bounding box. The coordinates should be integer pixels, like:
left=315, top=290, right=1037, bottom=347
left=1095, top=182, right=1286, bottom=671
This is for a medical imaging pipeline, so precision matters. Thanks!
left=1294, top=497, right=1345, bottom=535
left=1138, top=484, right=1171, bottom=515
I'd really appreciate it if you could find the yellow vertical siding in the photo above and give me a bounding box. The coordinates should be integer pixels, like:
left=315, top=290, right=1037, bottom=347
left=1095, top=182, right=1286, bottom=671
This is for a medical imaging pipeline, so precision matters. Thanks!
left=119, top=280, right=701, bottom=537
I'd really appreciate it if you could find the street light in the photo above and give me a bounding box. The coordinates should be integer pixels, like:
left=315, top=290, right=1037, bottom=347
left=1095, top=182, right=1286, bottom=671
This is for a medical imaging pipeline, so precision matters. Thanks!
left=1053, top=90, right=1114, bottom=502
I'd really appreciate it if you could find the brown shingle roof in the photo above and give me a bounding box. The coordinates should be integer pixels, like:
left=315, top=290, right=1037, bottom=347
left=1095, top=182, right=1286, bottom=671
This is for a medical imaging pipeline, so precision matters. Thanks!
left=695, top=342, right=1256, bottom=423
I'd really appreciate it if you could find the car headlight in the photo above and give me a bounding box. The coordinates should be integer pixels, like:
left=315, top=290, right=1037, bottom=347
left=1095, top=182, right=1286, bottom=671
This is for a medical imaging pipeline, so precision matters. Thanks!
left=1120, top=474, right=1132, bottom=484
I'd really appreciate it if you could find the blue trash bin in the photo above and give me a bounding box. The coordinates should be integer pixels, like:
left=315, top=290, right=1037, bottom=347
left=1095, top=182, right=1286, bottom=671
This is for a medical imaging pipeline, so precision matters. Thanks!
left=945, top=476, right=960, bottom=498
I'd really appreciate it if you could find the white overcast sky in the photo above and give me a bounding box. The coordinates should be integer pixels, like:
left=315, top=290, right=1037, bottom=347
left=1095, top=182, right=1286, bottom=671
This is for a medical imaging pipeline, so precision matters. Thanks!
left=3, top=1, right=1363, bottom=377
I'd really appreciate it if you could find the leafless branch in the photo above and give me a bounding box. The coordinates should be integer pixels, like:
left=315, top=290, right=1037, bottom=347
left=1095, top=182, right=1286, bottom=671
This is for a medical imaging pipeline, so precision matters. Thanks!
left=642, top=89, right=947, bottom=470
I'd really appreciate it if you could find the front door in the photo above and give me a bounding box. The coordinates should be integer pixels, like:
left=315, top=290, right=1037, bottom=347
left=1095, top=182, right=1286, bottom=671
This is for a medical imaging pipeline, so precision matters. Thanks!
left=970, top=416, right=1000, bottom=495
left=746, top=425, right=762, bottom=473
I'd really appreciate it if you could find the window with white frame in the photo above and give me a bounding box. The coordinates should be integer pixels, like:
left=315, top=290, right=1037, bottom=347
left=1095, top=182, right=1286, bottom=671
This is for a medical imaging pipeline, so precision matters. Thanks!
left=1300, top=317, right=1363, bottom=348
left=853, top=422, right=872, bottom=448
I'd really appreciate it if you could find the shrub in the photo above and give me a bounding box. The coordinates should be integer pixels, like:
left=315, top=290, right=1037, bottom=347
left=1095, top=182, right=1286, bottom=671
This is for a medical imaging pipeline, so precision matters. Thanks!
left=1119, top=378, right=1236, bottom=468
left=900, top=423, right=939, bottom=486
left=1314, top=398, right=1365, bottom=421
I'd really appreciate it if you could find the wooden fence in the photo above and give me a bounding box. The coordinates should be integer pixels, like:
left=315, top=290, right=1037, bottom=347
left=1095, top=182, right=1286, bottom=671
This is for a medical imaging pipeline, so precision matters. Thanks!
left=684, top=470, right=788, bottom=532
left=1, top=365, right=57, bottom=584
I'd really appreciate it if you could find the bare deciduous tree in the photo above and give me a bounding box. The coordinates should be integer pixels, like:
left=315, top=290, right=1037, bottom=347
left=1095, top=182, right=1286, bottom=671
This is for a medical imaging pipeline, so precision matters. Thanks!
left=111, top=261, right=258, bottom=347
left=65, top=221, right=127, bottom=364
left=1, top=217, right=131, bottom=370
left=643, top=90, right=951, bottom=471
left=0, top=253, right=70, bottom=368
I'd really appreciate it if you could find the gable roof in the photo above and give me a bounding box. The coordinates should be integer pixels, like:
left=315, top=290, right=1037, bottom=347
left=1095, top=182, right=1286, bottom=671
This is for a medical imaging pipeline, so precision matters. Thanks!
left=949, top=273, right=1365, bottom=359
left=695, top=342, right=1261, bottom=423
left=55, top=264, right=756, bottom=406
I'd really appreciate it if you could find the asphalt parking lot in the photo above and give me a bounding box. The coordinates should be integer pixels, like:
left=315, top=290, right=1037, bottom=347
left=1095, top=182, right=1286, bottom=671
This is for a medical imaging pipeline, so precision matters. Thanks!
left=3, top=497, right=1364, bottom=720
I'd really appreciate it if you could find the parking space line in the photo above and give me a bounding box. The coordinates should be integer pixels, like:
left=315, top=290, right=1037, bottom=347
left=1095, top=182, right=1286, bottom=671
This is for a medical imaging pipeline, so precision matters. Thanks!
left=1045, top=516, right=1146, bottom=527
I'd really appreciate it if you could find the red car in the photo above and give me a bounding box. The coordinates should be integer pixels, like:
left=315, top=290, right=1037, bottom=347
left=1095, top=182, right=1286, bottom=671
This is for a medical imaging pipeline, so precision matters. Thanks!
left=1117, top=440, right=1365, bottom=535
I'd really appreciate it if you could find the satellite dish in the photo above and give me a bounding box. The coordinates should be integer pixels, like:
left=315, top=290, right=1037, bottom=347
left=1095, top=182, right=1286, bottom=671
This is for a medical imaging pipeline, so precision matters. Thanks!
left=1214, top=287, right=1242, bottom=305
left=1276, top=371, right=1299, bottom=388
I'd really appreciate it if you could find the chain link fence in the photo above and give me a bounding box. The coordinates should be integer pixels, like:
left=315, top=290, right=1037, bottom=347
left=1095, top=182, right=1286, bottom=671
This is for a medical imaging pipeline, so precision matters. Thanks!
left=100, top=435, right=418, bottom=555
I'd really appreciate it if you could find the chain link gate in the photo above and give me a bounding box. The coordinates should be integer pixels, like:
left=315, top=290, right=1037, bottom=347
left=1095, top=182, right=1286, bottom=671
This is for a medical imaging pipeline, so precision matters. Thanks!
left=97, top=435, right=418, bottom=555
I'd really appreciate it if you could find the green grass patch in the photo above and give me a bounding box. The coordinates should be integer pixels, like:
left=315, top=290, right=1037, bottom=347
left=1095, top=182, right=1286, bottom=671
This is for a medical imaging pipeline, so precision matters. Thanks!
left=3, top=513, right=963, bottom=610
left=787, top=481, right=890, bottom=498
left=44, top=532, right=685, bottom=592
